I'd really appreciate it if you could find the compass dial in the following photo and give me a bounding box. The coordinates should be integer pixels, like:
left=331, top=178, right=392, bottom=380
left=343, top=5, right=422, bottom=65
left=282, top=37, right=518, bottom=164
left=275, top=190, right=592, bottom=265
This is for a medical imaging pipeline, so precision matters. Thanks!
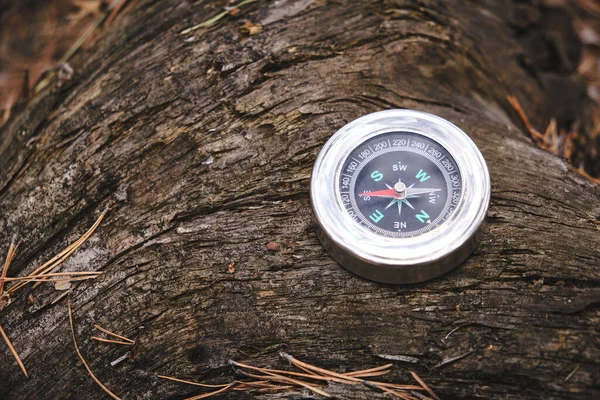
left=339, top=132, right=462, bottom=238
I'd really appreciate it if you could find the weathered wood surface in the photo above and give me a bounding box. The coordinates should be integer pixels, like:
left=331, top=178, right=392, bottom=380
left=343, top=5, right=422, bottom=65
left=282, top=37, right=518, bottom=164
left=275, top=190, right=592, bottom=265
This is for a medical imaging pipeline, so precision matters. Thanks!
left=0, top=0, right=599, bottom=399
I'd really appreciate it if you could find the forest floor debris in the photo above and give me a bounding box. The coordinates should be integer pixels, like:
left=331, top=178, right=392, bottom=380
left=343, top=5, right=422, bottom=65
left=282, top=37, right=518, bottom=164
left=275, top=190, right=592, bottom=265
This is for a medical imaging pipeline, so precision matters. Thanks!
left=160, top=352, right=439, bottom=399
left=508, top=95, right=600, bottom=185
left=0, top=209, right=106, bottom=379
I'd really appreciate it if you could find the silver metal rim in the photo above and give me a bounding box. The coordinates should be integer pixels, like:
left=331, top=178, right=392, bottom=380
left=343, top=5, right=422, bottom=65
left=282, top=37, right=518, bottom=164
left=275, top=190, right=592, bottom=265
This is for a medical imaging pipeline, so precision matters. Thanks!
left=310, top=109, right=490, bottom=283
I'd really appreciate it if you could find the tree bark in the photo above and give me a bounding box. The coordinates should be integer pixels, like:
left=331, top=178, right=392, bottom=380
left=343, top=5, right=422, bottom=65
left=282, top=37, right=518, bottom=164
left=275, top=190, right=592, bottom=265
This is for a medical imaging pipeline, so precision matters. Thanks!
left=0, top=0, right=599, bottom=399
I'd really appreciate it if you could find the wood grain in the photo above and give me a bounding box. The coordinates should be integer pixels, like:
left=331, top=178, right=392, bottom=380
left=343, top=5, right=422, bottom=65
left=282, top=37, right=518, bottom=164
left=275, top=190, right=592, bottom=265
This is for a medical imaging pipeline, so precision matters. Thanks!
left=0, top=1, right=598, bottom=399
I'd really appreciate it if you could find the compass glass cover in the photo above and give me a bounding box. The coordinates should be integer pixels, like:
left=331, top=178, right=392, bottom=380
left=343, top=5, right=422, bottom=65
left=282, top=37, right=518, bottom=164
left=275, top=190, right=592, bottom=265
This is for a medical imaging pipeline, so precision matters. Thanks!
left=338, top=131, right=462, bottom=238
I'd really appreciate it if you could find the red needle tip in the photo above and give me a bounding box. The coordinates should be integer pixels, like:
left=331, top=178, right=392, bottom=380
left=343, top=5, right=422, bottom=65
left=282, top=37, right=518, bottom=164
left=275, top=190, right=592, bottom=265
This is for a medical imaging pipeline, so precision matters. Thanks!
left=359, top=188, right=399, bottom=198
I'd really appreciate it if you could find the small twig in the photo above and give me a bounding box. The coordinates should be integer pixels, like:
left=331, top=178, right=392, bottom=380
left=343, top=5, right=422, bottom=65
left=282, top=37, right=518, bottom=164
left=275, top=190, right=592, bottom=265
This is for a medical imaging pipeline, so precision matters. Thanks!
left=180, top=0, right=260, bottom=35
left=67, top=298, right=120, bottom=400
left=94, top=324, right=134, bottom=344
left=410, top=371, right=440, bottom=400
left=376, top=354, right=420, bottom=364
left=0, top=323, right=28, bottom=377
left=565, top=364, right=580, bottom=382
left=91, top=337, right=134, bottom=346
left=433, top=350, right=474, bottom=369
left=445, top=326, right=462, bottom=339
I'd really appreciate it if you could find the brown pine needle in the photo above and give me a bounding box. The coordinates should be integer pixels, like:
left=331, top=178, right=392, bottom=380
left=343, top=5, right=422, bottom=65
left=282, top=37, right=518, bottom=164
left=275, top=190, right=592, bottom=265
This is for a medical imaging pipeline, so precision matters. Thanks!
left=344, top=363, right=393, bottom=377
left=1, top=271, right=101, bottom=281
left=346, top=370, right=391, bottom=378
left=91, top=337, right=133, bottom=346
left=365, top=381, right=425, bottom=391
left=158, top=375, right=229, bottom=388
left=570, top=165, right=600, bottom=185
left=366, top=382, right=422, bottom=400
left=9, top=209, right=106, bottom=294
left=0, top=323, right=28, bottom=377
left=230, top=360, right=355, bottom=384
left=32, top=210, right=106, bottom=288
left=3, top=276, right=99, bottom=283
left=0, top=238, right=19, bottom=295
left=51, top=286, right=75, bottom=305
left=67, top=298, right=120, bottom=400
left=507, top=95, right=544, bottom=140
left=410, top=371, right=440, bottom=400
left=167, top=356, right=434, bottom=399
left=280, top=352, right=362, bottom=383
left=185, top=383, right=237, bottom=400
left=93, top=324, right=134, bottom=344
left=106, top=0, right=129, bottom=25
left=236, top=369, right=330, bottom=397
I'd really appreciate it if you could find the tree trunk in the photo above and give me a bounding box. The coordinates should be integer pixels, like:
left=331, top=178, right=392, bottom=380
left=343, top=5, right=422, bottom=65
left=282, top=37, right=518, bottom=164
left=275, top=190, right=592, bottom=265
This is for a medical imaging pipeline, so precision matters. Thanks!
left=0, top=0, right=599, bottom=399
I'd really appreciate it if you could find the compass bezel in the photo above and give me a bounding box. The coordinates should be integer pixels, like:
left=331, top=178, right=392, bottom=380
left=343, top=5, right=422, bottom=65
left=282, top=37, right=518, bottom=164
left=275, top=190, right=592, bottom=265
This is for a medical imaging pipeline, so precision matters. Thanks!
left=310, top=109, right=490, bottom=283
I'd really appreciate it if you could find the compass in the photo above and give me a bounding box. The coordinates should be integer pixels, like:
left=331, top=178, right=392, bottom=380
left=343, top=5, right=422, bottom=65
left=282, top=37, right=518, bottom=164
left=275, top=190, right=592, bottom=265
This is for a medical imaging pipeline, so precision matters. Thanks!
left=310, top=110, right=490, bottom=283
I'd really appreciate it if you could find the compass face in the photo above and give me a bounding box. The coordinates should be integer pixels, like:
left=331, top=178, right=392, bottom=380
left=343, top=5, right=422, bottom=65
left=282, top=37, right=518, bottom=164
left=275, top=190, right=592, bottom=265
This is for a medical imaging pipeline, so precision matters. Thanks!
left=339, top=132, right=462, bottom=238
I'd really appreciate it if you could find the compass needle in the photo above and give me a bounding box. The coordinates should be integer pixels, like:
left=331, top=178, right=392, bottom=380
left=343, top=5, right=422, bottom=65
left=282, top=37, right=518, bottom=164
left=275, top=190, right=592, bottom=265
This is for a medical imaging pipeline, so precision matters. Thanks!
left=397, top=199, right=402, bottom=218
left=406, top=187, right=442, bottom=196
left=311, top=110, right=490, bottom=283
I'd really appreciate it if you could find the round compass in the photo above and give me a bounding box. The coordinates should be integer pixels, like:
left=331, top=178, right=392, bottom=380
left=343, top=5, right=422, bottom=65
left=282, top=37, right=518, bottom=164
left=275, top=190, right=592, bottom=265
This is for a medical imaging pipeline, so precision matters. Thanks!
left=310, top=110, right=490, bottom=284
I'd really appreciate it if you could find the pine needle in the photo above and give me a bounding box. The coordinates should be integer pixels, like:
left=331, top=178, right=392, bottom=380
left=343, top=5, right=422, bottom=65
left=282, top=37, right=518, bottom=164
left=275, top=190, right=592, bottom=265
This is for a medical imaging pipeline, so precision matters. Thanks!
left=91, top=337, right=133, bottom=346
left=185, top=383, right=237, bottom=400
left=8, top=209, right=106, bottom=294
left=3, top=276, right=99, bottom=283
left=230, top=360, right=351, bottom=384
left=344, top=363, right=393, bottom=377
left=180, top=0, right=260, bottom=35
left=0, top=323, right=28, bottom=377
left=280, top=352, right=363, bottom=383
left=0, top=237, right=19, bottom=296
left=410, top=371, right=440, bottom=400
left=1, top=271, right=101, bottom=281
left=507, top=95, right=544, bottom=140
left=164, top=354, right=434, bottom=399
left=158, top=375, right=229, bottom=388
left=93, top=324, right=134, bottom=344
left=67, top=297, right=120, bottom=400
left=370, top=383, right=420, bottom=400
left=51, top=286, right=75, bottom=305
left=235, top=369, right=330, bottom=397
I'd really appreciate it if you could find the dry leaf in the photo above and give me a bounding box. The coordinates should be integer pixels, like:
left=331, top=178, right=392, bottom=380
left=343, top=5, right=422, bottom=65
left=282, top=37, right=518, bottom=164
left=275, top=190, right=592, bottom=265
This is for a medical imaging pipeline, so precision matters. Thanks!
left=240, top=20, right=262, bottom=35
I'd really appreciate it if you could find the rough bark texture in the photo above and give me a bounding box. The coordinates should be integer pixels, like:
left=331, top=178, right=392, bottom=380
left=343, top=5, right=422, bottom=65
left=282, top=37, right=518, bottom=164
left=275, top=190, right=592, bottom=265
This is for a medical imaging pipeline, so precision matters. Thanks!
left=0, top=0, right=599, bottom=399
